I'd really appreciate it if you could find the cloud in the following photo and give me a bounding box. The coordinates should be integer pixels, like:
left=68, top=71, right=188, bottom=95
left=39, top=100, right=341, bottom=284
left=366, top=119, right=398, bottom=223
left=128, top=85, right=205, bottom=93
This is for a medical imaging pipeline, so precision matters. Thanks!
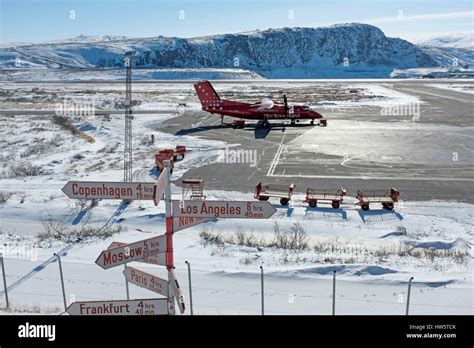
left=365, top=11, right=474, bottom=24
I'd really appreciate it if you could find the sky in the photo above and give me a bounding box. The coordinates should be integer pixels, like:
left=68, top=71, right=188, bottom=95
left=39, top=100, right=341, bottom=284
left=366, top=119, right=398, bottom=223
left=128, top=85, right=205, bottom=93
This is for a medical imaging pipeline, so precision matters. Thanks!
left=0, top=0, right=472, bottom=44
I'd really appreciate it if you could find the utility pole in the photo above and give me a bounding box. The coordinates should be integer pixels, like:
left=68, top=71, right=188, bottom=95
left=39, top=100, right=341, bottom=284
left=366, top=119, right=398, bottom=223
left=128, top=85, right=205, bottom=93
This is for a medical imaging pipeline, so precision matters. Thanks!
left=123, top=52, right=134, bottom=184
left=406, top=277, right=414, bottom=315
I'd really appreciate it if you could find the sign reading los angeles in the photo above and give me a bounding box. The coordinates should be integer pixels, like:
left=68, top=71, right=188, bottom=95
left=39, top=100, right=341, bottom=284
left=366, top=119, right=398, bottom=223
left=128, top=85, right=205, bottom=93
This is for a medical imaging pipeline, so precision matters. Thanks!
left=172, top=200, right=276, bottom=219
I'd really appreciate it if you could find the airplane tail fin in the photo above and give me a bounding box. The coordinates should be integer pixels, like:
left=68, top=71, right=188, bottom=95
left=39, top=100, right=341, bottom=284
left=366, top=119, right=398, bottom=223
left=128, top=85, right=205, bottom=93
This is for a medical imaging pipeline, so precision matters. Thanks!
left=194, top=80, right=221, bottom=108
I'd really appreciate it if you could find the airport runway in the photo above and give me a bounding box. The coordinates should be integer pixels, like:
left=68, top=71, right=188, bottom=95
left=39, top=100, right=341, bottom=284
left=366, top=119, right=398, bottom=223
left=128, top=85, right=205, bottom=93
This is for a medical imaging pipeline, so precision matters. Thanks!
left=1, top=80, right=472, bottom=202
left=161, top=82, right=474, bottom=202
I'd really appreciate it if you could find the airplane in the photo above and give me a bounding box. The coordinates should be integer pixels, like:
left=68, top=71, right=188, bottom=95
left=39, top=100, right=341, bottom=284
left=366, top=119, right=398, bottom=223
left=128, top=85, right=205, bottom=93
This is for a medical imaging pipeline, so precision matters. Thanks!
left=193, top=80, right=326, bottom=130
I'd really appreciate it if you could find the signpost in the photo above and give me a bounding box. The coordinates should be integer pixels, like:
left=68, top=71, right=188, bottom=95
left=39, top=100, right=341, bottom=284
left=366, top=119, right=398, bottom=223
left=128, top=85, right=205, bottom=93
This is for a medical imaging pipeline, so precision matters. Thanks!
left=65, top=153, right=278, bottom=316
left=172, top=200, right=277, bottom=219
left=123, top=266, right=169, bottom=297
left=61, top=181, right=155, bottom=201
left=95, top=234, right=167, bottom=269
left=66, top=298, right=169, bottom=315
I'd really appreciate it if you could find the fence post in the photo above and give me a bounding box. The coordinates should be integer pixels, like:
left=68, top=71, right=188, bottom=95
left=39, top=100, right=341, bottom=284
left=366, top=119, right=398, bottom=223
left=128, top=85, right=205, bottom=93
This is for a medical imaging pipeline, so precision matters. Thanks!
left=260, top=266, right=264, bottom=315
left=406, top=277, right=414, bottom=315
left=124, top=264, right=130, bottom=300
left=0, top=254, right=9, bottom=309
left=54, top=253, right=67, bottom=311
left=185, top=261, right=193, bottom=315
left=332, top=270, right=336, bottom=315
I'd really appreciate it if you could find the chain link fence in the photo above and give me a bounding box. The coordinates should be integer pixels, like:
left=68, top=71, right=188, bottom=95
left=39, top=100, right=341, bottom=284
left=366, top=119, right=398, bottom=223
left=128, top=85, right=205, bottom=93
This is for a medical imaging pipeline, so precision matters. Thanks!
left=0, top=256, right=472, bottom=315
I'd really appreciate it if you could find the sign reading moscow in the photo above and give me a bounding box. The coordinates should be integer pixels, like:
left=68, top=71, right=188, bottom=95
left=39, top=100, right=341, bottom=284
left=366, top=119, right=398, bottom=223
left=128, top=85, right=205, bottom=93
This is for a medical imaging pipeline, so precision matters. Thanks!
left=96, top=234, right=167, bottom=269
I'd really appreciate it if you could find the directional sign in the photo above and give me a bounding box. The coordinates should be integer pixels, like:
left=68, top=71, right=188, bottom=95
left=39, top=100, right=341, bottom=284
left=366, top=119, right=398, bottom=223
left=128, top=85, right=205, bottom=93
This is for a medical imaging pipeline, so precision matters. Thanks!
left=172, top=200, right=277, bottom=219
left=153, top=170, right=167, bottom=206
left=61, top=181, right=155, bottom=200
left=107, top=241, right=166, bottom=266
left=173, top=216, right=213, bottom=232
left=96, top=234, right=167, bottom=269
left=123, top=266, right=168, bottom=297
left=66, top=298, right=168, bottom=315
left=169, top=269, right=185, bottom=314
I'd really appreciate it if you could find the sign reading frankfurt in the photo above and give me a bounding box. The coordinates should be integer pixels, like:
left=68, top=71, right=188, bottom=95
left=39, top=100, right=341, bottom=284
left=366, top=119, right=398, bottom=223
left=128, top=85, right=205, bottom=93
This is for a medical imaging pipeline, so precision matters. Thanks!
left=66, top=298, right=168, bottom=315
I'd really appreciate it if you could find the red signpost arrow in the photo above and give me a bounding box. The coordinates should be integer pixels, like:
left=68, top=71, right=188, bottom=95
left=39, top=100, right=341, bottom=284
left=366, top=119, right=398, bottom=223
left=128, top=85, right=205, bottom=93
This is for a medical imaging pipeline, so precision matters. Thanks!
left=61, top=181, right=155, bottom=200
left=66, top=298, right=169, bottom=315
left=95, top=234, right=167, bottom=269
left=172, top=200, right=277, bottom=219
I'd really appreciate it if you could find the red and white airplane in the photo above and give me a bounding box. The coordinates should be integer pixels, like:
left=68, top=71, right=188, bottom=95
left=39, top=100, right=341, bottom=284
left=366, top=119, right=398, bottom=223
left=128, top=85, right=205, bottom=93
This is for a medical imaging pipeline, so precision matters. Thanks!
left=193, top=80, right=326, bottom=129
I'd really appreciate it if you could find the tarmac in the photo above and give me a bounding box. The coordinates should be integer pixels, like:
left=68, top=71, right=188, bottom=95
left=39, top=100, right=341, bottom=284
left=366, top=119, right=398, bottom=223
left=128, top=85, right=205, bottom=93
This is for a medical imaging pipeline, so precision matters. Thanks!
left=161, top=81, right=474, bottom=202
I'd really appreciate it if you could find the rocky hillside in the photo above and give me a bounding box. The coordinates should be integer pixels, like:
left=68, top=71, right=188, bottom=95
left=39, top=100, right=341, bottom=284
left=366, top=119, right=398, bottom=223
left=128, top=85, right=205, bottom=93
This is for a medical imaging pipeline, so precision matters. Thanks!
left=0, top=23, right=443, bottom=78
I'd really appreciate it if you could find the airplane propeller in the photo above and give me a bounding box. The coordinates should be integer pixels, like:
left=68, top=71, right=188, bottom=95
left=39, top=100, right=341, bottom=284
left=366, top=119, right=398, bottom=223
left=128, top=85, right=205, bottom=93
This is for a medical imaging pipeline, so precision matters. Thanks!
left=283, top=94, right=290, bottom=119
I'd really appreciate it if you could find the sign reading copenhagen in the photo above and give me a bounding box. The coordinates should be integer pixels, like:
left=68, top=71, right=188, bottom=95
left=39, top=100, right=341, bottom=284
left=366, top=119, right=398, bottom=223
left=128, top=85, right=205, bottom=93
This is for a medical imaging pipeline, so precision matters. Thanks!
left=61, top=181, right=155, bottom=200
left=96, top=234, right=167, bottom=269
left=172, top=200, right=277, bottom=219
left=66, top=298, right=168, bottom=315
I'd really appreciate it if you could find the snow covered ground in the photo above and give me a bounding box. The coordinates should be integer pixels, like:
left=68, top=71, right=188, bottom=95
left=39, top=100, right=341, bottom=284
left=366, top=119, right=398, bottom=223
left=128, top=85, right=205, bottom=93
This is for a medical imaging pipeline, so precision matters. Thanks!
left=390, top=67, right=474, bottom=79
left=0, top=68, right=265, bottom=81
left=0, top=82, right=472, bottom=315
left=428, top=83, right=474, bottom=94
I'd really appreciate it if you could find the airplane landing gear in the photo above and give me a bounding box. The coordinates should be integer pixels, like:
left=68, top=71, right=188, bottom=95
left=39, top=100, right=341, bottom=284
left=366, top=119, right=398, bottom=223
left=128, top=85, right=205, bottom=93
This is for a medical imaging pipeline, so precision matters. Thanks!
left=221, top=115, right=224, bottom=124
left=310, top=119, right=314, bottom=125
left=290, top=119, right=295, bottom=126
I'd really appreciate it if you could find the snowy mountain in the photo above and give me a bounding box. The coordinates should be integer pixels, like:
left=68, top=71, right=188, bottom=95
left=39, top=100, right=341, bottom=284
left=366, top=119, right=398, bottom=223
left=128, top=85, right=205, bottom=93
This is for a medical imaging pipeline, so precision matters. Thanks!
left=418, top=33, right=474, bottom=68
left=418, top=33, right=474, bottom=50
left=0, top=23, right=438, bottom=78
